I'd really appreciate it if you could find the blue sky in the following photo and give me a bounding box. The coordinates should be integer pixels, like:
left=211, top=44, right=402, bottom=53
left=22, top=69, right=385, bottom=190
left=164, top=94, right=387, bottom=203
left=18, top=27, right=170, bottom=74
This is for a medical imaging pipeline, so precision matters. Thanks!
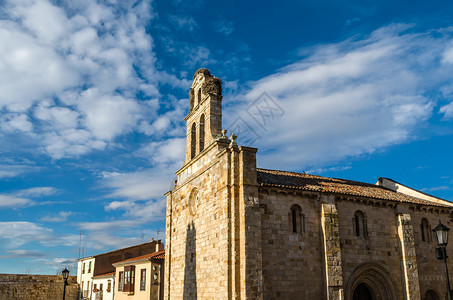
left=1, top=0, right=453, bottom=275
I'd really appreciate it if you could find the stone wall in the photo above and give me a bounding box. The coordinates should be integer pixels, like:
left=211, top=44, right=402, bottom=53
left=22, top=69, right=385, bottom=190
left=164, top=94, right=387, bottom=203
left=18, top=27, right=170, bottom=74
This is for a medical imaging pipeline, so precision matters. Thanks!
left=258, top=189, right=324, bottom=299
left=256, top=188, right=453, bottom=300
left=165, top=141, right=231, bottom=299
left=0, top=274, right=79, bottom=300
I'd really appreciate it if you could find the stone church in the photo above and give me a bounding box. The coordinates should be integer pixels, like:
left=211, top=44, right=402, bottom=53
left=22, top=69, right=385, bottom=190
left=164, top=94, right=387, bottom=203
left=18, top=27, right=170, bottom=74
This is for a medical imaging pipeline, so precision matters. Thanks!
left=164, top=69, right=453, bottom=300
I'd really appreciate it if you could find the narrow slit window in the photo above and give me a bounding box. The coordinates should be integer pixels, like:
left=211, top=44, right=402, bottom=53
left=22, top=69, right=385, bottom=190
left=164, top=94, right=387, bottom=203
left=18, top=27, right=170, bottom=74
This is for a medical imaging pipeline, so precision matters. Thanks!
left=354, top=210, right=367, bottom=238
left=199, top=115, right=205, bottom=152
left=191, top=123, right=196, bottom=159
left=290, top=204, right=303, bottom=233
left=421, top=218, right=431, bottom=243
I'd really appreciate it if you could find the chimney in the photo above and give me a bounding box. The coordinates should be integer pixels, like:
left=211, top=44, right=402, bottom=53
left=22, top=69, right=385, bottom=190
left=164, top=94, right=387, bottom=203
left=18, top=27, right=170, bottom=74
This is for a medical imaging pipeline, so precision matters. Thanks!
left=156, top=240, right=164, bottom=252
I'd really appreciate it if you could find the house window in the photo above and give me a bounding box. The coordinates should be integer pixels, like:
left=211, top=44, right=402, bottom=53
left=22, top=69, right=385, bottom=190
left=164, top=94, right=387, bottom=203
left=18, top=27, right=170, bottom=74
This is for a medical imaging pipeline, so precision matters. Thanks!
left=88, top=261, right=92, bottom=273
left=421, top=218, right=432, bottom=242
left=100, top=283, right=103, bottom=291
left=191, top=123, right=196, bottom=159
left=93, top=284, right=97, bottom=292
left=107, top=280, right=111, bottom=292
left=290, top=204, right=304, bottom=233
left=197, top=89, right=201, bottom=105
left=123, top=265, right=135, bottom=293
left=199, top=114, right=205, bottom=152
left=354, top=210, right=368, bottom=238
left=82, top=263, right=85, bottom=274
left=140, top=269, right=146, bottom=291
left=118, top=271, right=124, bottom=291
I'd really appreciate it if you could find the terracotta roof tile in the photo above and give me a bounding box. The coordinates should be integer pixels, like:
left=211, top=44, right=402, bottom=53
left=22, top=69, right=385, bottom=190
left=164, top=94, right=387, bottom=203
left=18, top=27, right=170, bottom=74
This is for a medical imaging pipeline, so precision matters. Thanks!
left=257, top=168, right=453, bottom=208
left=93, top=272, right=115, bottom=278
left=114, top=250, right=165, bottom=265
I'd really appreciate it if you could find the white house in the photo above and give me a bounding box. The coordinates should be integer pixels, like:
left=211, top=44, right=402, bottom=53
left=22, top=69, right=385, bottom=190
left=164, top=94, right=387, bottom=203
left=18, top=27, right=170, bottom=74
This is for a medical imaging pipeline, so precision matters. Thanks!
left=76, top=240, right=163, bottom=300
left=77, top=256, right=95, bottom=299
left=92, top=272, right=115, bottom=300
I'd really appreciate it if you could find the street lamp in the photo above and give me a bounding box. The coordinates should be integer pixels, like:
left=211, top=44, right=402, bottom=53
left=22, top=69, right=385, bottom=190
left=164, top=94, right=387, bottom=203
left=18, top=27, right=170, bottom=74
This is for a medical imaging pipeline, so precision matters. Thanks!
left=433, top=221, right=452, bottom=300
left=62, top=268, right=69, bottom=300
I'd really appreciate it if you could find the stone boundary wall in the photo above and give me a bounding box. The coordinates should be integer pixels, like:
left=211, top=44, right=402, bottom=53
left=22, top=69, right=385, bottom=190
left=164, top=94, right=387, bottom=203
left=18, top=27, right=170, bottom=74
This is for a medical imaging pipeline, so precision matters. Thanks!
left=0, top=274, right=79, bottom=300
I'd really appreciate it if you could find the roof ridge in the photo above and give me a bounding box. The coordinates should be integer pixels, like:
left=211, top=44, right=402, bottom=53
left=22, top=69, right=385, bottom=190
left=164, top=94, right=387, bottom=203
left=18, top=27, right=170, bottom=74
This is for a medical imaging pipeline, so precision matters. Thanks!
left=113, top=250, right=166, bottom=265
left=257, top=168, right=453, bottom=208
left=257, top=168, right=381, bottom=187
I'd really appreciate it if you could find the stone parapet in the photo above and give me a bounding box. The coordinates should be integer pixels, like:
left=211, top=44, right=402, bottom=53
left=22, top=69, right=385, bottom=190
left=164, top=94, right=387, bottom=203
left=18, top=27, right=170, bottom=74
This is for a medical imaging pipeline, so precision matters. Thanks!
left=0, top=274, right=79, bottom=300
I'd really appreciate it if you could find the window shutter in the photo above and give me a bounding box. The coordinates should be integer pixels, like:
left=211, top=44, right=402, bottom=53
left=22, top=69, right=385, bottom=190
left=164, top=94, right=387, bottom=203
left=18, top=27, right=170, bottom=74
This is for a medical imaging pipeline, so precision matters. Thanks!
left=123, top=266, right=130, bottom=292
left=130, top=265, right=135, bottom=293
left=118, top=271, right=123, bottom=291
left=140, top=269, right=146, bottom=291
left=123, top=265, right=135, bottom=293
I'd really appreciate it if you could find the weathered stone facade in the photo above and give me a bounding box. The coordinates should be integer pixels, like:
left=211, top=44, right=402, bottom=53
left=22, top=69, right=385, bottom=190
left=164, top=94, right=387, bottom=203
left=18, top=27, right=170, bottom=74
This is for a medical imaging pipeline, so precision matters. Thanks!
left=164, top=69, right=453, bottom=300
left=0, top=274, right=79, bottom=300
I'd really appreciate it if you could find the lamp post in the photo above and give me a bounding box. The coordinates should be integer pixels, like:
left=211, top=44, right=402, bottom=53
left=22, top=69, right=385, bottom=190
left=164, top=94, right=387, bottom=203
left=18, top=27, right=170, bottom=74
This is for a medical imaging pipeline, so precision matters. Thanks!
left=433, top=221, right=452, bottom=300
left=62, top=268, right=69, bottom=300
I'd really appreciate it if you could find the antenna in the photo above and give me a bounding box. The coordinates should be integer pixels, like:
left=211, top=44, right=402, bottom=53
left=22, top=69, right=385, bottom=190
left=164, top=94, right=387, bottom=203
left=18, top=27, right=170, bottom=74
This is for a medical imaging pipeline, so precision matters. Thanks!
left=157, top=230, right=162, bottom=240
left=78, top=231, right=83, bottom=258
left=141, top=233, right=145, bottom=243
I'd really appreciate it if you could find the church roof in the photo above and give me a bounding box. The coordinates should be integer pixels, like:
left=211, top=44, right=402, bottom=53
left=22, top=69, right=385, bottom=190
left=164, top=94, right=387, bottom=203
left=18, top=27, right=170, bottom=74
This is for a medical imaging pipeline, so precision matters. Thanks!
left=257, top=168, right=453, bottom=208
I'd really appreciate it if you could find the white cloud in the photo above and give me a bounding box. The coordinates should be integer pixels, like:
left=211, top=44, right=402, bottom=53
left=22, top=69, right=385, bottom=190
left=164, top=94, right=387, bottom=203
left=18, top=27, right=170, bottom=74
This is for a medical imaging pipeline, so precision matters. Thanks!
left=105, top=199, right=166, bottom=220
left=0, top=113, right=33, bottom=133
left=0, top=222, right=53, bottom=247
left=227, top=25, right=453, bottom=170
left=0, top=0, right=167, bottom=159
left=422, top=186, right=450, bottom=192
left=135, top=138, right=185, bottom=166
left=440, top=102, right=453, bottom=119
left=213, top=19, right=234, bottom=36
left=40, top=211, right=73, bottom=222
left=101, top=169, right=172, bottom=201
left=169, top=15, right=198, bottom=32
left=0, top=186, right=58, bottom=209
left=0, top=20, right=79, bottom=112
left=306, top=166, right=352, bottom=174
left=78, top=89, right=142, bottom=140
left=0, top=249, right=46, bottom=258
left=77, top=220, right=141, bottom=232
left=0, top=162, right=39, bottom=178
left=15, top=187, right=58, bottom=198
left=0, top=195, right=33, bottom=209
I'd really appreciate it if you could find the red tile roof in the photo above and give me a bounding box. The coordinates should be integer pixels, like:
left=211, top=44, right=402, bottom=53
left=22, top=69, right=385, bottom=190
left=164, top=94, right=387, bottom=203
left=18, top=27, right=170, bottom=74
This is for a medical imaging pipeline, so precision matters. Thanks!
left=257, top=168, right=453, bottom=208
left=92, top=272, right=115, bottom=278
left=114, top=250, right=165, bottom=265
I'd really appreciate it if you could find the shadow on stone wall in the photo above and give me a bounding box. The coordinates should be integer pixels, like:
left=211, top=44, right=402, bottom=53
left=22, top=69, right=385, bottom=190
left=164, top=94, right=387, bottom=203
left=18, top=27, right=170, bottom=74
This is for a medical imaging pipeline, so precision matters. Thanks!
left=183, top=222, right=197, bottom=299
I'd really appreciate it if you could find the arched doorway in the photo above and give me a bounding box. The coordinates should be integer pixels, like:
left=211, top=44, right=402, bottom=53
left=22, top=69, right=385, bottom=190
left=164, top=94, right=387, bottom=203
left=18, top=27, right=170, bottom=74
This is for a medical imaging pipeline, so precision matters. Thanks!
left=353, top=282, right=374, bottom=300
left=424, top=289, right=440, bottom=300
left=345, top=264, right=397, bottom=300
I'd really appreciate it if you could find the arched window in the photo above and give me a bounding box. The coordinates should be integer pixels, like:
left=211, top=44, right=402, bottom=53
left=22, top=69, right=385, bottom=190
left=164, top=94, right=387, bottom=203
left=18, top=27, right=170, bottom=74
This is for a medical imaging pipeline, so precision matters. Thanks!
left=354, top=210, right=368, bottom=238
left=199, top=114, right=205, bottom=152
left=191, top=123, right=196, bottom=159
left=197, top=89, right=201, bottom=105
left=421, top=218, right=431, bottom=243
left=289, top=204, right=304, bottom=233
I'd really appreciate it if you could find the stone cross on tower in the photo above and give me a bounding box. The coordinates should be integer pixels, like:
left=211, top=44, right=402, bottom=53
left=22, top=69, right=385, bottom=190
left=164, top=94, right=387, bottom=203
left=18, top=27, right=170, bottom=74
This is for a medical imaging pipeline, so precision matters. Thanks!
left=184, top=68, right=223, bottom=163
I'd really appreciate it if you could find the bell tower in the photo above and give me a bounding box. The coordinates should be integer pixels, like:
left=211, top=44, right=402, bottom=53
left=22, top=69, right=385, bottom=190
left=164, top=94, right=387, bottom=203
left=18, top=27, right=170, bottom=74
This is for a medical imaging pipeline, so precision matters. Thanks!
left=184, top=68, right=222, bottom=163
